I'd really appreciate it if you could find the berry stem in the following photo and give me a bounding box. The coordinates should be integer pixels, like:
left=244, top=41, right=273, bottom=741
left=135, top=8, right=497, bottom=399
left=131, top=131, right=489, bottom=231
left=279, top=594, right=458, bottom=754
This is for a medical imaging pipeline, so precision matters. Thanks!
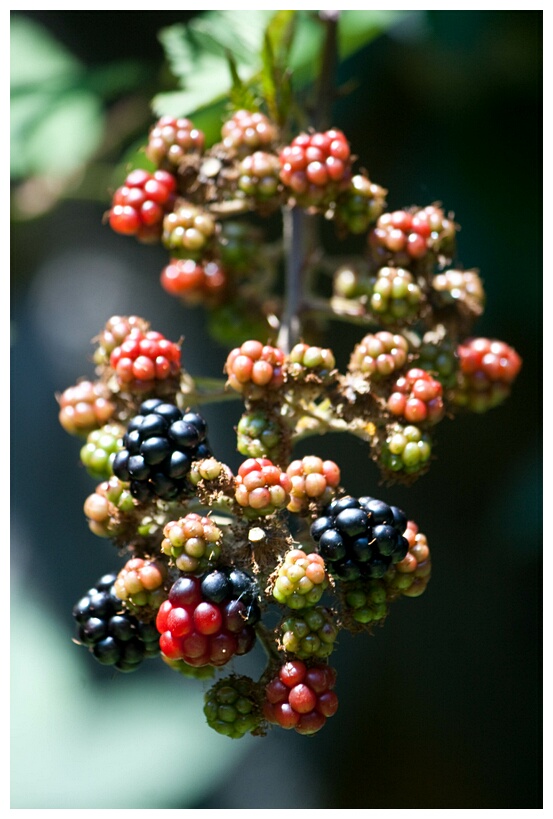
left=277, top=205, right=316, bottom=353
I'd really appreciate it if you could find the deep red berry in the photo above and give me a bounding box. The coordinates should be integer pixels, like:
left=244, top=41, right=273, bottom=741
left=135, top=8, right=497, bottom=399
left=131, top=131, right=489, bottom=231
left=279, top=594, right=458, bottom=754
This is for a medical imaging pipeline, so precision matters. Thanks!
left=452, top=337, right=522, bottom=413
left=109, top=329, right=181, bottom=387
left=109, top=170, right=176, bottom=243
left=387, top=368, right=444, bottom=425
left=279, top=129, right=352, bottom=209
left=264, top=661, right=338, bottom=735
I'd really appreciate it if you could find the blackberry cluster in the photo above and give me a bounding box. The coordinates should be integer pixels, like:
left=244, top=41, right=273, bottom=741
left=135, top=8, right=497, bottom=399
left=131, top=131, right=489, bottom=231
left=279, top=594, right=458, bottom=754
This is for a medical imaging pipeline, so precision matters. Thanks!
left=72, top=573, right=159, bottom=672
left=311, top=495, right=409, bottom=581
left=112, top=398, right=211, bottom=502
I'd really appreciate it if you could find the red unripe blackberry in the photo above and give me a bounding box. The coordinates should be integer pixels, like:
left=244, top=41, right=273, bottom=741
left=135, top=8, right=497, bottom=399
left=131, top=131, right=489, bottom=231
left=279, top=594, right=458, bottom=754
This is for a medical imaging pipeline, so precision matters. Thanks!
left=368, top=205, right=457, bottom=268
left=225, top=341, right=286, bottom=398
left=279, top=129, right=352, bottom=209
left=109, top=169, right=177, bottom=243
left=109, top=329, right=181, bottom=389
left=234, top=458, right=292, bottom=516
left=272, top=549, right=329, bottom=608
left=146, top=116, right=205, bottom=169
left=348, top=331, right=409, bottom=380
left=221, top=109, right=279, bottom=157
left=286, top=456, right=341, bottom=514
left=160, top=259, right=227, bottom=306
left=387, top=368, right=445, bottom=425
left=162, top=201, right=217, bottom=259
left=58, top=380, right=115, bottom=436
left=157, top=569, right=260, bottom=667
left=93, top=315, right=150, bottom=367
left=451, top=337, right=522, bottom=413
left=263, top=660, right=338, bottom=734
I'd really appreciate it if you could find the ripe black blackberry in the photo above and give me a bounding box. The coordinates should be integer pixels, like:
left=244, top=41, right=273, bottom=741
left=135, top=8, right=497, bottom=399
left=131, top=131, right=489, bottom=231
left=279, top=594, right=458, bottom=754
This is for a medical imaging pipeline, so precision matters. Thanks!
left=72, top=573, right=159, bottom=672
left=112, top=398, right=211, bottom=501
left=310, top=495, right=409, bottom=581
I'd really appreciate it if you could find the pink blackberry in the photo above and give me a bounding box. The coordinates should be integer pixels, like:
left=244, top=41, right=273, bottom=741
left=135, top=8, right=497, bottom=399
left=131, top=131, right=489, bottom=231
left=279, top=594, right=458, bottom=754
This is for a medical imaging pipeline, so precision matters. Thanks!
left=83, top=476, right=135, bottom=539
left=386, top=367, right=445, bottom=425
left=145, top=116, right=205, bottom=169
left=285, top=456, right=341, bottom=514
left=113, top=557, right=168, bottom=617
left=58, top=380, right=115, bottom=436
left=263, top=660, right=338, bottom=735
left=93, top=315, right=150, bottom=367
left=451, top=337, right=522, bottom=413
left=156, top=568, right=260, bottom=668
left=432, top=268, right=486, bottom=316
left=225, top=340, right=286, bottom=399
left=109, top=168, right=177, bottom=243
left=234, top=458, right=292, bottom=517
left=279, top=129, right=352, bottom=209
left=221, top=109, right=279, bottom=157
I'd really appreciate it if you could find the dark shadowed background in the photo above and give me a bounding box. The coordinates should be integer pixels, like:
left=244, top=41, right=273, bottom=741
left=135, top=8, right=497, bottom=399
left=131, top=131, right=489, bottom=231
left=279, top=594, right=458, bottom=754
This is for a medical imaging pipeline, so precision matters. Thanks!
left=11, top=10, right=542, bottom=809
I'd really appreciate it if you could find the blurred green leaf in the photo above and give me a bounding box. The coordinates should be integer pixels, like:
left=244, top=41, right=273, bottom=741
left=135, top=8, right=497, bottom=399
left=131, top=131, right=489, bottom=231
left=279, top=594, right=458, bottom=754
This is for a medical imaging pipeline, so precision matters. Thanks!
left=153, top=10, right=414, bottom=136
left=10, top=14, right=81, bottom=90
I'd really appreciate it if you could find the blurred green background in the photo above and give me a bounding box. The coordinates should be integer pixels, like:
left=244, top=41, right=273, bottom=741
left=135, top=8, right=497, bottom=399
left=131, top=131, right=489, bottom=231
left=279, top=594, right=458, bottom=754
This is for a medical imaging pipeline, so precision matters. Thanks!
left=11, top=10, right=542, bottom=809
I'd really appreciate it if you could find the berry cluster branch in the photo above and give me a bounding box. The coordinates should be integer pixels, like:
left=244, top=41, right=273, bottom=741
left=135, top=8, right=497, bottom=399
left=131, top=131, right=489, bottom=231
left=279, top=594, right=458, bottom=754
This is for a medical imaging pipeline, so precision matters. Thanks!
left=58, top=17, right=523, bottom=740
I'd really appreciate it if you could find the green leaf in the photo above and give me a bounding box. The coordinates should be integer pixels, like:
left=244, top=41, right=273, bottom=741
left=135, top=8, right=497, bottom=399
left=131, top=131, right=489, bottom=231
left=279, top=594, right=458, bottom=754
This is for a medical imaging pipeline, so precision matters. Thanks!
left=337, top=10, right=411, bottom=59
left=10, top=14, right=81, bottom=90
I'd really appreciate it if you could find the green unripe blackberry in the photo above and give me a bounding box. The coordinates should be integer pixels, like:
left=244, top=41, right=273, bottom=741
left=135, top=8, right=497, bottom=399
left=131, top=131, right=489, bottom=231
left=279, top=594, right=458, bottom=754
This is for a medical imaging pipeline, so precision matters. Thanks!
left=161, top=513, right=223, bottom=574
left=204, top=675, right=261, bottom=738
left=80, top=423, right=125, bottom=480
left=417, top=333, right=459, bottom=390
left=237, top=410, right=281, bottom=460
left=368, top=266, right=424, bottom=325
left=272, top=549, right=329, bottom=609
left=162, top=201, right=217, bottom=259
left=279, top=606, right=339, bottom=659
left=341, top=579, right=390, bottom=627
left=380, top=423, right=432, bottom=477
left=334, top=173, right=387, bottom=235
